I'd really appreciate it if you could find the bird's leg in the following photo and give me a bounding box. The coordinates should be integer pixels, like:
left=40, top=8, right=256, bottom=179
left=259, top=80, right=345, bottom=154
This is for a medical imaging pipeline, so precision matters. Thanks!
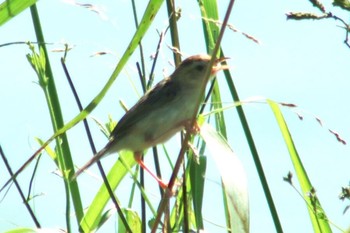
left=184, top=119, right=201, bottom=135
left=134, top=152, right=168, bottom=189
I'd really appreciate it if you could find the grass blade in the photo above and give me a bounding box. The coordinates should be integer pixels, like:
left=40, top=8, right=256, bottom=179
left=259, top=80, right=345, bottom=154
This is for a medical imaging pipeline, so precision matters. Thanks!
left=200, top=122, right=249, bottom=233
left=268, top=99, right=332, bottom=233
left=0, top=0, right=37, bottom=25
left=80, top=151, right=135, bottom=232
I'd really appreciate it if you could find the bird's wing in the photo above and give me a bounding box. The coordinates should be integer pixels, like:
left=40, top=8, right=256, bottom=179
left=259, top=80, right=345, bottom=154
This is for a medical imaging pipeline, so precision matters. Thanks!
left=110, top=78, right=180, bottom=139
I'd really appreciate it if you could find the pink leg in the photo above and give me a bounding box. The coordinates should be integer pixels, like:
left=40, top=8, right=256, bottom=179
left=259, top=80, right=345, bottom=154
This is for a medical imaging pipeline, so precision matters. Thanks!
left=134, top=152, right=168, bottom=189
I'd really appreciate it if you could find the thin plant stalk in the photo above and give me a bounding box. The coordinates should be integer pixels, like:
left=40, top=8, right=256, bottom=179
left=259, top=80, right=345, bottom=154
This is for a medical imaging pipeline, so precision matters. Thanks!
left=29, top=4, right=84, bottom=230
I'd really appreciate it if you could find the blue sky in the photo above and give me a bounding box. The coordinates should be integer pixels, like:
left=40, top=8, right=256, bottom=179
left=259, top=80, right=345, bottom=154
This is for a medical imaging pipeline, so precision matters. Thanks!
left=0, top=0, right=349, bottom=232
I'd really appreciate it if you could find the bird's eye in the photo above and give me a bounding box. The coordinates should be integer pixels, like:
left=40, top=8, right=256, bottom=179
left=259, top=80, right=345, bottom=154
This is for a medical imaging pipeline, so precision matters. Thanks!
left=195, top=64, right=205, bottom=72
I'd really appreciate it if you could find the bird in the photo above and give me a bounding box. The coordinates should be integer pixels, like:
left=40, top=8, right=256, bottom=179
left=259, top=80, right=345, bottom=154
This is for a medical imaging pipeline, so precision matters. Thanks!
left=74, top=54, right=229, bottom=187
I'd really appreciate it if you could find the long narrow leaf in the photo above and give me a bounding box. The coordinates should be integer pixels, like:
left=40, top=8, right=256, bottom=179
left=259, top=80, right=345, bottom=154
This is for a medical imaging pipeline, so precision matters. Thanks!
left=190, top=155, right=207, bottom=229
left=80, top=151, right=136, bottom=232
left=0, top=0, right=37, bottom=25
left=4, top=228, right=63, bottom=233
left=118, top=209, right=141, bottom=233
left=268, top=99, right=331, bottom=233
left=200, top=122, right=249, bottom=233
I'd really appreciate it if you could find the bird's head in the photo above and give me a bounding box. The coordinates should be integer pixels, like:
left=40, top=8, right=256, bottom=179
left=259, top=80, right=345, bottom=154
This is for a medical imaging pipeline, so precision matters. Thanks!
left=171, top=54, right=229, bottom=85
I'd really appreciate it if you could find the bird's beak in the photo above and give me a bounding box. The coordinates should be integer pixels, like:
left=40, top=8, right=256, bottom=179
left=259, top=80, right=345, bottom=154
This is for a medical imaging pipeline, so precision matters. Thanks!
left=212, top=57, right=230, bottom=74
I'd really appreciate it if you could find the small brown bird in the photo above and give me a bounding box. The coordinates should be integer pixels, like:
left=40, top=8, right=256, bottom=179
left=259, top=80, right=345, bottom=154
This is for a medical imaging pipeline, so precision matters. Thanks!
left=74, top=54, right=229, bottom=186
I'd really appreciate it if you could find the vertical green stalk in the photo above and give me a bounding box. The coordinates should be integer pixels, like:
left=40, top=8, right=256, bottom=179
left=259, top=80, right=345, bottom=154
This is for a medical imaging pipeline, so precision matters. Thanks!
left=199, top=0, right=227, bottom=137
left=166, top=0, right=181, bottom=64
left=29, top=4, right=83, bottom=229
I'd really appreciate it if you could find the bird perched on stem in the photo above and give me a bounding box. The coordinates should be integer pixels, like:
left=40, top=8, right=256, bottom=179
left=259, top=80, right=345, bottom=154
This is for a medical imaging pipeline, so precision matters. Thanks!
left=74, top=54, right=229, bottom=187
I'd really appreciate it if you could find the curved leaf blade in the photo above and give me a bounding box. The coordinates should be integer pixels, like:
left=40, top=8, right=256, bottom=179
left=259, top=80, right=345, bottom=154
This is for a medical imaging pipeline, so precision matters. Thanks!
left=200, top=122, right=249, bottom=233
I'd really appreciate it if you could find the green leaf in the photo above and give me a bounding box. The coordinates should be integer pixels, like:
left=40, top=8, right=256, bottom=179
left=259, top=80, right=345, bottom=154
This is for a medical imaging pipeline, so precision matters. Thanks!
left=4, top=228, right=62, bottom=233
left=97, top=208, right=115, bottom=229
left=0, top=0, right=37, bottom=26
left=80, top=150, right=136, bottom=232
left=190, top=155, right=207, bottom=229
left=26, top=44, right=48, bottom=88
left=35, top=137, right=57, bottom=164
left=118, top=208, right=141, bottom=233
left=200, top=122, right=249, bottom=233
left=267, top=99, right=332, bottom=233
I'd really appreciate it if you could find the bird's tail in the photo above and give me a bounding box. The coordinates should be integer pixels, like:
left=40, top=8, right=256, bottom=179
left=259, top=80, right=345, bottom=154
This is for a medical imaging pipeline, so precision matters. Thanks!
left=72, top=143, right=111, bottom=180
